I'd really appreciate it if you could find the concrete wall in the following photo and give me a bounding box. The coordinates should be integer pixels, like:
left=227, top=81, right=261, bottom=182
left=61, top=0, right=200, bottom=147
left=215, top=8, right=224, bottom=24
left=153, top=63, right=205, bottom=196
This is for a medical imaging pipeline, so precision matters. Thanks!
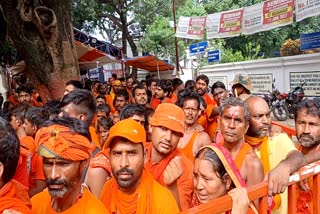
left=199, top=53, right=320, bottom=97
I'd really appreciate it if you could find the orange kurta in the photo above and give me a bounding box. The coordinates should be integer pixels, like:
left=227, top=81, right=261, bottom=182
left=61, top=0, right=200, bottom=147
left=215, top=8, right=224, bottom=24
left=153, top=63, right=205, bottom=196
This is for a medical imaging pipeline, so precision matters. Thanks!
left=13, top=142, right=31, bottom=190
left=89, top=126, right=101, bottom=149
left=100, top=169, right=179, bottom=214
left=31, top=187, right=108, bottom=214
left=197, top=95, right=218, bottom=140
left=105, top=95, right=115, bottom=113
left=150, top=97, right=161, bottom=110
left=145, top=144, right=194, bottom=210
left=29, top=152, right=45, bottom=190
left=20, top=136, right=35, bottom=153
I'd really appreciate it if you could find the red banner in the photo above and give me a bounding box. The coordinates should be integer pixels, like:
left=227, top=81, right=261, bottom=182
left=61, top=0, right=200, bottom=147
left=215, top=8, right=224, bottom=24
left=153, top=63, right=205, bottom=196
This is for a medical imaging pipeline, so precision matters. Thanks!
left=219, top=9, right=243, bottom=33
left=187, top=17, right=207, bottom=36
left=263, top=0, right=294, bottom=25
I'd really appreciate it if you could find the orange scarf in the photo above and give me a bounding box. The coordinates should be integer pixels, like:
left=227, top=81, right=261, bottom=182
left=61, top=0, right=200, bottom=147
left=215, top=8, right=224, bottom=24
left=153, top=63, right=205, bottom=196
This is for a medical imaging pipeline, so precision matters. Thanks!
left=0, top=180, right=32, bottom=213
left=245, top=135, right=281, bottom=211
left=145, top=144, right=180, bottom=185
left=100, top=170, right=153, bottom=214
left=245, top=135, right=269, bottom=174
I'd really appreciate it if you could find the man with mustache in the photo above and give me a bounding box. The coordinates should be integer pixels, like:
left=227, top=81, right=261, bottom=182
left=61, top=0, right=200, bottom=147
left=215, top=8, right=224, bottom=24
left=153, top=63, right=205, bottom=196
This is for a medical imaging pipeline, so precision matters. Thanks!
left=100, top=119, right=179, bottom=213
left=293, top=99, right=320, bottom=213
left=176, top=90, right=211, bottom=161
left=132, top=84, right=148, bottom=108
left=245, top=96, right=305, bottom=214
left=195, top=75, right=220, bottom=140
left=145, top=103, right=194, bottom=210
left=154, top=79, right=176, bottom=104
left=31, top=117, right=108, bottom=213
left=218, top=97, right=264, bottom=192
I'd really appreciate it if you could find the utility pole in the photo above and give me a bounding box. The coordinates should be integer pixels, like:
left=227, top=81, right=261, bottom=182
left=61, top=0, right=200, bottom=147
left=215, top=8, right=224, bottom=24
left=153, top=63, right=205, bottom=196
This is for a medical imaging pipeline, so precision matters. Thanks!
left=172, top=0, right=180, bottom=78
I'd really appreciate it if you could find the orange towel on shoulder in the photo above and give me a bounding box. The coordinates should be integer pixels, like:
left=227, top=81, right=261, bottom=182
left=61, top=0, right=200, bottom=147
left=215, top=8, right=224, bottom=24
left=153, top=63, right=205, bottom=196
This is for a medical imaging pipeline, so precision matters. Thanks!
left=0, top=180, right=32, bottom=214
left=145, top=144, right=194, bottom=210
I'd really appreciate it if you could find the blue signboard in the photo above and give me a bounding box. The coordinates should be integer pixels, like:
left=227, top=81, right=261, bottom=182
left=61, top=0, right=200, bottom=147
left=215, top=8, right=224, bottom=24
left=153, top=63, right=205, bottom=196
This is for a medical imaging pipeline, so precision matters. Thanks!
left=189, top=41, right=208, bottom=56
left=300, top=32, right=320, bottom=51
left=208, top=50, right=221, bottom=63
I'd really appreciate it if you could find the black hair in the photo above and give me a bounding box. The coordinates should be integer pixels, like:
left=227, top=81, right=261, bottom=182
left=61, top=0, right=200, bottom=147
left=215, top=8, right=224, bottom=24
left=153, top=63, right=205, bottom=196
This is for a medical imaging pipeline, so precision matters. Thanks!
left=96, top=104, right=110, bottom=115
left=120, top=104, right=145, bottom=120
left=146, top=78, right=158, bottom=88
left=176, top=89, right=201, bottom=109
left=196, top=74, right=209, bottom=85
left=43, top=100, right=61, bottom=118
left=185, top=80, right=196, bottom=91
left=42, top=116, right=91, bottom=141
left=96, top=117, right=113, bottom=131
left=60, top=89, right=96, bottom=126
left=66, top=80, right=83, bottom=90
left=96, top=95, right=107, bottom=102
left=25, top=107, right=50, bottom=127
left=156, top=79, right=173, bottom=97
left=16, top=85, right=33, bottom=95
left=211, top=81, right=226, bottom=94
left=172, top=78, right=184, bottom=91
left=132, top=84, right=147, bottom=97
left=0, top=117, right=20, bottom=184
left=295, top=99, right=320, bottom=121
left=112, top=73, right=117, bottom=79
left=8, top=104, right=30, bottom=122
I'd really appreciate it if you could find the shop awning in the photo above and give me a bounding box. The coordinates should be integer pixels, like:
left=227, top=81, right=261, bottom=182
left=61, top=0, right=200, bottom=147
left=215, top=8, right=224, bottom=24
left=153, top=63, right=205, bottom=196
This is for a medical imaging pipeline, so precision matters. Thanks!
left=124, top=55, right=174, bottom=72
left=76, top=41, right=118, bottom=70
left=9, top=41, right=118, bottom=74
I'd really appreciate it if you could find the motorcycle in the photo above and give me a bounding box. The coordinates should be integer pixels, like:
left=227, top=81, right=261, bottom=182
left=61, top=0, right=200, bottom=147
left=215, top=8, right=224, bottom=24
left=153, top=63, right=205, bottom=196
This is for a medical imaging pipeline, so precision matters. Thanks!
left=253, top=79, right=289, bottom=121
left=283, top=81, right=306, bottom=119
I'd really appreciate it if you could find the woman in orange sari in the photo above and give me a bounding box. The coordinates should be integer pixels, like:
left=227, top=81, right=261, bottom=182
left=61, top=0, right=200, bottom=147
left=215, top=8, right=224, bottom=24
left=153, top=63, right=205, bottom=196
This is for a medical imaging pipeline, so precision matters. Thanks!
left=192, top=144, right=258, bottom=214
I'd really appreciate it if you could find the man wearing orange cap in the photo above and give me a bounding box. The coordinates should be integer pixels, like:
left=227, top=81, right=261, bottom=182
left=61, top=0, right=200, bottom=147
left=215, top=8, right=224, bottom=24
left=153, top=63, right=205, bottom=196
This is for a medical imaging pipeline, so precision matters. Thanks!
left=100, top=119, right=179, bottom=213
left=0, top=118, right=32, bottom=214
left=31, top=117, right=108, bottom=213
left=145, top=103, right=194, bottom=210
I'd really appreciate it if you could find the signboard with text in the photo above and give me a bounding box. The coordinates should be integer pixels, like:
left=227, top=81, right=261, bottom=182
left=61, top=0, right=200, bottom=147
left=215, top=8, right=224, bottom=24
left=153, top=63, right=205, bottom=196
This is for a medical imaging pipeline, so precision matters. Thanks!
left=208, top=50, right=221, bottom=63
left=189, top=41, right=208, bottom=56
left=249, top=73, right=273, bottom=93
left=208, top=76, right=228, bottom=87
left=300, top=32, right=320, bottom=51
left=290, top=71, right=320, bottom=96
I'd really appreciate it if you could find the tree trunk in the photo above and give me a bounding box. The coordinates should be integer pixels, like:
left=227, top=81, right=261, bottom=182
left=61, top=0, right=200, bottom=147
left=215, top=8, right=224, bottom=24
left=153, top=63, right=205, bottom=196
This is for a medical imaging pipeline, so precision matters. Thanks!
left=127, top=36, right=138, bottom=80
left=1, top=0, right=79, bottom=100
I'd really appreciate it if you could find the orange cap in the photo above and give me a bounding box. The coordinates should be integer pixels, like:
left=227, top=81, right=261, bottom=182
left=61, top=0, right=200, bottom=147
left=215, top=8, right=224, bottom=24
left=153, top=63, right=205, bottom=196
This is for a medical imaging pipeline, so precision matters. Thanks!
left=104, top=119, right=146, bottom=149
left=149, top=103, right=185, bottom=136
